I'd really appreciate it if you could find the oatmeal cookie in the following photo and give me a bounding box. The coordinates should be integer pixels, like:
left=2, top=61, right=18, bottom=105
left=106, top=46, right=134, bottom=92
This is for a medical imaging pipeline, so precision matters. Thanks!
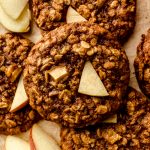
left=0, top=33, right=39, bottom=134
left=134, top=29, right=150, bottom=98
left=24, top=23, right=130, bottom=128
left=0, top=105, right=39, bottom=135
left=61, top=87, right=150, bottom=150
left=32, top=0, right=136, bottom=41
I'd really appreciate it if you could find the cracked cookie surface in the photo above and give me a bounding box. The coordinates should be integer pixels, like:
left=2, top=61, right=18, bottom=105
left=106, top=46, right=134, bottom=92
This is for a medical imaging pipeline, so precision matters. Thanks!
left=0, top=33, right=39, bottom=135
left=24, top=23, right=130, bottom=128
left=134, top=29, right=150, bottom=98
left=32, top=0, right=136, bottom=41
left=61, top=87, right=150, bottom=150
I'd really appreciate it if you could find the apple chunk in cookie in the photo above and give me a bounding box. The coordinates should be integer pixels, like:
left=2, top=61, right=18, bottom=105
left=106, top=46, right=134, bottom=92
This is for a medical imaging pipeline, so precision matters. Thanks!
left=46, top=66, right=68, bottom=82
left=24, top=23, right=130, bottom=127
left=102, top=114, right=117, bottom=123
left=66, top=6, right=87, bottom=23
left=61, top=87, right=150, bottom=150
left=0, top=33, right=33, bottom=114
left=0, top=0, right=28, bottom=19
left=77, top=59, right=117, bottom=125
left=5, top=136, right=30, bottom=150
left=78, top=61, right=109, bottom=96
left=10, top=74, right=28, bottom=113
left=30, top=124, right=60, bottom=150
left=0, top=33, right=39, bottom=135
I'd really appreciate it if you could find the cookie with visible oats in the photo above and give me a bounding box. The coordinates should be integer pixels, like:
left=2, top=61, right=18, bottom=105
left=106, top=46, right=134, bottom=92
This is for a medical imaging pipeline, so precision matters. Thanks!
left=61, top=87, right=150, bottom=150
left=0, top=33, right=39, bottom=135
left=24, top=23, right=130, bottom=128
left=32, top=0, right=136, bottom=41
left=0, top=105, right=40, bottom=135
left=134, top=29, right=150, bottom=98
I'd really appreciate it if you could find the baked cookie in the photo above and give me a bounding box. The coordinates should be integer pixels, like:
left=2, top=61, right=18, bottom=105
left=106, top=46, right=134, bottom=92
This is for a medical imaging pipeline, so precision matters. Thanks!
left=32, top=0, right=136, bottom=41
left=134, top=29, right=150, bottom=98
left=0, top=105, right=39, bottom=135
left=0, top=33, right=39, bottom=134
left=61, top=87, right=150, bottom=150
left=24, top=23, right=130, bottom=128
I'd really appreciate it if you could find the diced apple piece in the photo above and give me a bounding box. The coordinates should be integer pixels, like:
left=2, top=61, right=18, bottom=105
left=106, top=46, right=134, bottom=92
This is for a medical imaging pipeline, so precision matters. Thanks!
left=30, top=124, right=60, bottom=150
left=66, top=6, right=87, bottom=23
left=10, top=74, right=28, bottom=113
left=5, top=136, right=30, bottom=150
left=78, top=61, right=109, bottom=96
left=102, top=114, right=117, bottom=123
left=48, top=66, right=68, bottom=82
left=0, top=4, right=31, bottom=32
left=0, top=0, right=28, bottom=19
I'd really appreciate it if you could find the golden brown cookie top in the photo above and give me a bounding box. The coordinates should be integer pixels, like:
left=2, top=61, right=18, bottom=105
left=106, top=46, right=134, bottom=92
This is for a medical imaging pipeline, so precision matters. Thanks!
left=61, top=87, right=150, bottom=150
left=0, top=33, right=40, bottom=135
left=24, top=23, right=130, bottom=128
left=32, top=0, right=136, bottom=41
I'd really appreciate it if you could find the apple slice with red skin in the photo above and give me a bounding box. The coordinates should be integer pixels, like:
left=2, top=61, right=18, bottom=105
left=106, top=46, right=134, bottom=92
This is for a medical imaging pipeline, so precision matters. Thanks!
left=37, top=120, right=61, bottom=144
left=30, top=124, right=60, bottom=150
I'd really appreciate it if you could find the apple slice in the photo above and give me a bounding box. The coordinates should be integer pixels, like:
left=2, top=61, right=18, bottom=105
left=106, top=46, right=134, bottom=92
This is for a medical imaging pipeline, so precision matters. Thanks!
left=78, top=61, right=109, bottom=96
left=0, top=0, right=28, bottom=20
left=0, top=4, right=31, bottom=32
left=47, top=66, right=68, bottom=82
left=37, top=120, right=61, bottom=144
left=102, top=114, right=117, bottom=123
left=17, top=130, right=30, bottom=142
left=5, top=136, right=30, bottom=150
left=10, top=74, right=28, bottom=113
left=30, top=124, right=60, bottom=150
left=66, top=6, right=87, bottom=23
left=0, top=135, right=6, bottom=150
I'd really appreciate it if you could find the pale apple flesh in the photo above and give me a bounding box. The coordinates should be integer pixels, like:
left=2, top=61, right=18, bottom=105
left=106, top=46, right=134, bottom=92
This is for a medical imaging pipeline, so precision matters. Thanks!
left=30, top=124, right=60, bottom=150
left=0, top=0, right=28, bottom=19
left=47, top=66, right=68, bottom=82
left=66, top=6, right=87, bottom=23
left=5, top=136, right=30, bottom=150
left=102, top=114, right=117, bottom=123
left=17, top=130, right=30, bottom=142
left=78, top=61, right=109, bottom=96
left=37, top=120, right=61, bottom=144
left=10, top=74, right=28, bottom=113
left=0, top=4, right=31, bottom=32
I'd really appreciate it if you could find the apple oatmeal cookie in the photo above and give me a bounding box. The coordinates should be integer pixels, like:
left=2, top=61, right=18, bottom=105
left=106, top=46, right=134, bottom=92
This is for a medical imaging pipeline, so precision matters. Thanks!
left=32, top=0, right=136, bottom=41
left=61, top=87, right=150, bottom=150
left=134, top=29, right=150, bottom=98
left=0, top=33, right=40, bottom=135
left=0, top=105, right=40, bottom=135
left=24, top=23, right=130, bottom=128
